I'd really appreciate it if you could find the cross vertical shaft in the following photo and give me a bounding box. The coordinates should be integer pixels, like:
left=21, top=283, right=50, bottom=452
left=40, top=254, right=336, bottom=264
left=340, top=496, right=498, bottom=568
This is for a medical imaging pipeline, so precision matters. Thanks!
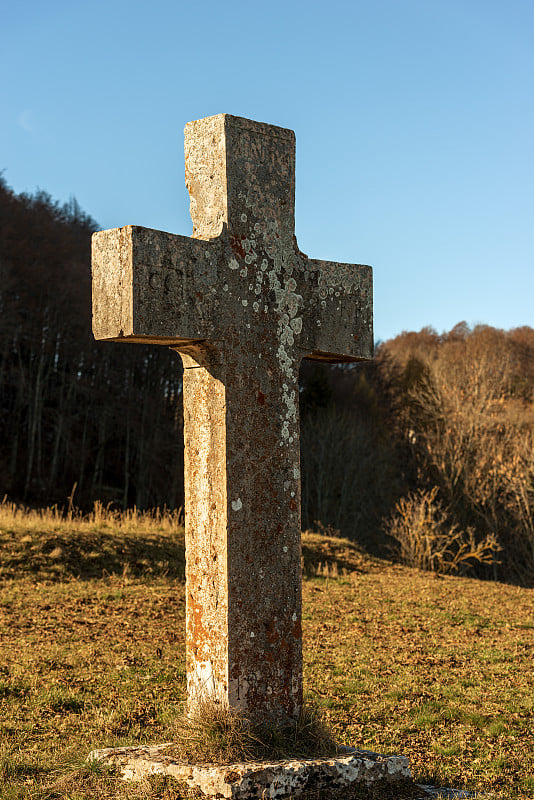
left=179, top=341, right=302, bottom=722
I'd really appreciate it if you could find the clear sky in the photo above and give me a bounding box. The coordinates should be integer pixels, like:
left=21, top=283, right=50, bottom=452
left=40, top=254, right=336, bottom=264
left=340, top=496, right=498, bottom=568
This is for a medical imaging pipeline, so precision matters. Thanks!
left=2, top=0, right=533, bottom=343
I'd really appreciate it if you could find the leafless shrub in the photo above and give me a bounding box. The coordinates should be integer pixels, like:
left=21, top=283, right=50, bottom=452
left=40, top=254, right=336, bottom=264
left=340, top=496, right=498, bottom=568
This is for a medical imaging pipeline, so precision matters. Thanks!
left=386, top=486, right=500, bottom=575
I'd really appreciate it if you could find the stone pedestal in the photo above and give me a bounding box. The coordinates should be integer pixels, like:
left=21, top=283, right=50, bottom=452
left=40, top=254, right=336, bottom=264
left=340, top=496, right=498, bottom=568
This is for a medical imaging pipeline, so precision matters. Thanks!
left=88, top=744, right=412, bottom=799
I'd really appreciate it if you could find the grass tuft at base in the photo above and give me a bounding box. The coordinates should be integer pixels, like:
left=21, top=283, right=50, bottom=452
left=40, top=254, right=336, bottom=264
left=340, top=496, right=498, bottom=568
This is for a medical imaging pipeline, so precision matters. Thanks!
left=166, top=698, right=339, bottom=765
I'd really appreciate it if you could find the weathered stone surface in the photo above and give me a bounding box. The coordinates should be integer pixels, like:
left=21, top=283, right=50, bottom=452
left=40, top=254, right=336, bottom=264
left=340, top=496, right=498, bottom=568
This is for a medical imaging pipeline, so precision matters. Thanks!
left=88, top=744, right=411, bottom=798
left=92, top=114, right=373, bottom=725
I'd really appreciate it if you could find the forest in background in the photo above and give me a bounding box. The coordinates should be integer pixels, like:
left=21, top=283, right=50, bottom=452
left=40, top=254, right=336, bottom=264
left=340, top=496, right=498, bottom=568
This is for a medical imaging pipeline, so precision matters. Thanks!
left=1, top=177, right=533, bottom=584
left=0, top=177, right=184, bottom=511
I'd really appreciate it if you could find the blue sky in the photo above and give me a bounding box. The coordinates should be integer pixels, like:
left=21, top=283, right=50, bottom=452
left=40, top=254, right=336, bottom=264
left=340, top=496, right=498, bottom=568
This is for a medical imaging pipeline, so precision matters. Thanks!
left=2, top=0, right=533, bottom=343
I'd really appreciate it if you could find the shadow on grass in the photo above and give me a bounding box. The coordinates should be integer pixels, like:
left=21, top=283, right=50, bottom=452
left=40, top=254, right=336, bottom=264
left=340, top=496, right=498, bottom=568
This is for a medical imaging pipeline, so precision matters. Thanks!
left=1, top=521, right=383, bottom=583
left=0, top=529, right=186, bottom=581
left=301, top=533, right=380, bottom=579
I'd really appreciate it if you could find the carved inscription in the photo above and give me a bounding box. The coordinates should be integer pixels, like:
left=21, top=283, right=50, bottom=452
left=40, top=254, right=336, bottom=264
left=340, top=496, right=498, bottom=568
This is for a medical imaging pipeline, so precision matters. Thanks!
left=144, top=254, right=188, bottom=300
left=148, top=269, right=180, bottom=295
left=231, top=129, right=291, bottom=169
left=232, top=130, right=270, bottom=164
left=235, top=131, right=268, bottom=165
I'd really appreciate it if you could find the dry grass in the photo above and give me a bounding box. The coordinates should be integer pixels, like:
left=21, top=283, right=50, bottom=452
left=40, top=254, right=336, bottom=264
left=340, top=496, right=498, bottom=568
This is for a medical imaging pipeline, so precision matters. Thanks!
left=166, top=698, right=338, bottom=764
left=1, top=502, right=534, bottom=798
left=0, top=500, right=185, bottom=581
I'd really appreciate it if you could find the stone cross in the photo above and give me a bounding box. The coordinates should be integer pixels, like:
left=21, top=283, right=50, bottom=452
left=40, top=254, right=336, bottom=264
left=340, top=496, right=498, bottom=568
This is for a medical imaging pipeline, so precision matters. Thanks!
left=92, top=114, right=373, bottom=726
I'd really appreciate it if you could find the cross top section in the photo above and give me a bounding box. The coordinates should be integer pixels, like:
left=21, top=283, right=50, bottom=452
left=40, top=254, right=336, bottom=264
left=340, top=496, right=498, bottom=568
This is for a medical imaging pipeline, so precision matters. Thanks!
left=185, top=115, right=296, bottom=241
left=92, top=114, right=372, bottom=364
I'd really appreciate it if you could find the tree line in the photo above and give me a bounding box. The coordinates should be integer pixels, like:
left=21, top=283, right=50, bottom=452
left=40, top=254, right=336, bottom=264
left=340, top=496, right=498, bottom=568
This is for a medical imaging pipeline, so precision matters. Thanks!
left=0, top=177, right=184, bottom=510
left=1, top=178, right=533, bottom=583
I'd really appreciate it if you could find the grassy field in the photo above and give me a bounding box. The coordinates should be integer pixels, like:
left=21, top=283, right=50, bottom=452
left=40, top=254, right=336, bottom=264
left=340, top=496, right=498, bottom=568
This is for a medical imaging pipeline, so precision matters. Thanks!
left=1, top=503, right=533, bottom=799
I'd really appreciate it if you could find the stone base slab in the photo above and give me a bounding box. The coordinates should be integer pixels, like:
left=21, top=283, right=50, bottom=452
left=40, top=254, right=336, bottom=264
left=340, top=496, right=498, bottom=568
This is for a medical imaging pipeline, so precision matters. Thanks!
left=88, top=743, right=411, bottom=798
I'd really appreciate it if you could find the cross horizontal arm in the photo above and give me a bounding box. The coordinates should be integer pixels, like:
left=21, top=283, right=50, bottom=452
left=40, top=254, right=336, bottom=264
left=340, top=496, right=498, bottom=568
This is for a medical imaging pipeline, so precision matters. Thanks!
left=92, top=225, right=221, bottom=345
left=299, top=258, right=373, bottom=363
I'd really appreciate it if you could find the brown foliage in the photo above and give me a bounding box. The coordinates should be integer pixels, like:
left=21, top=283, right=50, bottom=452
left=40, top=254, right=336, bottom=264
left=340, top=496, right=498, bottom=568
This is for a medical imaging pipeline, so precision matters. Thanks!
left=381, top=323, right=534, bottom=583
left=300, top=323, right=534, bottom=584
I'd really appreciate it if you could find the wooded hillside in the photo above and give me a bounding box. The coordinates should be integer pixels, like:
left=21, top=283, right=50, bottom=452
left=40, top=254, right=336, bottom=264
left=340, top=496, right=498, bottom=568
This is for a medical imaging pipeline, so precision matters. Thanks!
left=0, top=178, right=184, bottom=510
left=1, top=179, right=532, bottom=583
